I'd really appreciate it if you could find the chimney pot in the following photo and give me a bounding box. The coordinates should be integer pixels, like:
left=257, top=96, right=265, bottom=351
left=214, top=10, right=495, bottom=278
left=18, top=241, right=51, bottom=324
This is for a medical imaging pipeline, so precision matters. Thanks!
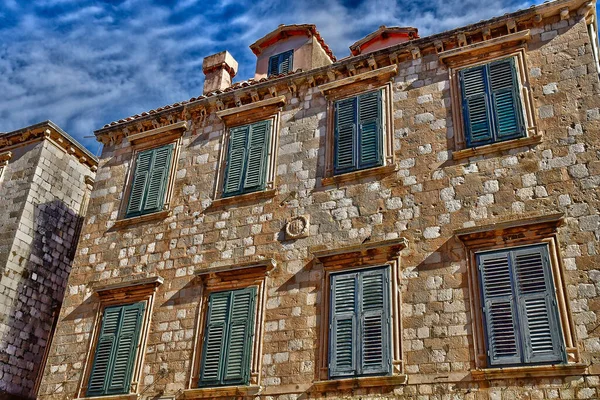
left=202, top=51, right=238, bottom=94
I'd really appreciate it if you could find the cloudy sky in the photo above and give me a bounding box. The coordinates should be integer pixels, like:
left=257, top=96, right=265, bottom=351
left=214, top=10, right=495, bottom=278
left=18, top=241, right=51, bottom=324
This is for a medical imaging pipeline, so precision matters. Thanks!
left=0, top=0, right=536, bottom=153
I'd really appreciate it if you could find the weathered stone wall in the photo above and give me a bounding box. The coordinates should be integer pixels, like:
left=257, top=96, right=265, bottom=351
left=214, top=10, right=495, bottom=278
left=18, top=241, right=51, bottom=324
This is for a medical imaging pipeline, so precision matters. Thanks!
left=40, top=11, right=600, bottom=400
left=0, top=140, right=94, bottom=399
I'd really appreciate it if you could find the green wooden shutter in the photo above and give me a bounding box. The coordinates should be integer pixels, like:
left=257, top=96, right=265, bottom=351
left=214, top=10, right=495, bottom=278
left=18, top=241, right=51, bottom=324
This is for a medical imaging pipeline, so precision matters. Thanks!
left=488, top=58, right=525, bottom=141
left=268, top=55, right=280, bottom=77
left=142, top=144, right=173, bottom=215
left=87, top=302, right=145, bottom=397
left=279, top=50, right=293, bottom=74
left=357, top=90, right=383, bottom=170
left=223, top=126, right=249, bottom=197
left=222, top=288, right=256, bottom=385
left=330, top=272, right=358, bottom=378
left=460, top=65, right=493, bottom=147
left=513, top=245, right=564, bottom=364
left=360, top=268, right=390, bottom=375
left=125, top=150, right=153, bottom=217
left=243, top=121, right=271, bottom=193
left=87, top=306, right=121, bottom=396
left=199, top=288, right=256, bottom=387
left=478, top=251, right=522, bottom=366
left=334, top=97, right=357, bottom=174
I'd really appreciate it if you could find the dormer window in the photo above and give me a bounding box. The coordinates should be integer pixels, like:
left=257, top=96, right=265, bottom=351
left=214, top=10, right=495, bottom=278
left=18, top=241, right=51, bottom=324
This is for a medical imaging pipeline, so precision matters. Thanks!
left=268, top=50, right=293, bottom=77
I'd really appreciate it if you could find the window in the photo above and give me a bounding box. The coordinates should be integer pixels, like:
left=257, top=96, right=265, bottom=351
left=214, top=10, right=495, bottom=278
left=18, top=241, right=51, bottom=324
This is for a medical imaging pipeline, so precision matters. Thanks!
left=199, top=287, right=256, bottom=387
left=222, top=120, right=271, bottom=198
left=459, top=57, right=525, bottom=148
left=333, top=90, right=383, bottom=175
left=87, top=302, right=145, bottom=397
left=268, top=50, right=293, bottom=77
left=125, top=144, right=174, bottom=218
left=329, top=266, right=391, bottom=379
left=477, top=244, right=565, bottom=367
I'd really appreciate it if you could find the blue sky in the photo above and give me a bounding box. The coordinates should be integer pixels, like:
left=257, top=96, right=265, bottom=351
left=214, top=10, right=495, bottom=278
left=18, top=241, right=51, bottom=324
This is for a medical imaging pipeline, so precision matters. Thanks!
left=0, top=0, right=536, bottom=153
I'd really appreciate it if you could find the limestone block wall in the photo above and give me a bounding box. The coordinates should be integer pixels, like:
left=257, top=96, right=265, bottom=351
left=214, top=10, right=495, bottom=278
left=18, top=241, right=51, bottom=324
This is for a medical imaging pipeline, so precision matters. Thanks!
left=40, top=10, right=600, bottom=400
left=0, top=139, right=94, bottom=399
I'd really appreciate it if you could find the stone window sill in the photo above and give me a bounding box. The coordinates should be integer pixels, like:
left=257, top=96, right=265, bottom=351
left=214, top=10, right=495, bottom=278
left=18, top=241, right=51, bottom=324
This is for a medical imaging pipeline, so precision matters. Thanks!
left=471, top=363, right=588, bottom=381
left=79, top=394, right=138, bottom=400
left=111, top=210, right=170, bottom=230
left=321, top=164, right=397, bottom=186
left=210, top=189, right=277, bottom=210
left=182, top=385, right=261, bottom=399
left=452, top=134, right=542, bottom=161
left=312, top=374, right=407, bottom=392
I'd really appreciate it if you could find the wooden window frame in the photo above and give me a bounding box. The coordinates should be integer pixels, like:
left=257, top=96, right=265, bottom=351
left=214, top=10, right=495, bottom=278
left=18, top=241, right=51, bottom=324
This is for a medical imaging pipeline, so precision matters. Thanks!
left=312, top=238, right=408, bottom=391
left=448, top=48, right=540, bottom=160
left=455, top=214, right=580, bottom=376
left=77, top=277, right=163, bottom=399
left=213, top=97, right=284, bottom=205
left=185, top=260, right=274, bottom=398
left=117, top=123, right=185, bottom=224
left=319, top=65, right=397, bottom=186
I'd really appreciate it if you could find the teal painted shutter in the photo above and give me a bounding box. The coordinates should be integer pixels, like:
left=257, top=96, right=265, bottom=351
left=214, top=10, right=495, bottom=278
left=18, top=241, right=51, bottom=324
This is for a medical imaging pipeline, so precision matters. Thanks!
left=126, top=150, right=153, bottom=217
left=478, top=251, right=522, bottom=366
left=334, top=97, right=357, bottom=174
left=357, top=90, right=383, bottom=170
left=360, top=268, right=390, bottom=375
left=87, top=302, right=145, bottom=397
left=268, top=55, right=280, bottom=77
left=243, top=121, right=271, bottom=193
left=460, top=65, right=493, bottom=147
left=199, top=288, right=256, bottom=387
left=223, top=126, right=249, bottom=197
left=513, top=246, right=564, bottom=364
left=330, top=272, right=358, bottom=378
left=488, top=58, right=525, bottom=141
left=142, top=144, right=173, bottom=214
left=87, top=306, right=121, bottom=396
left=279, top=50, right=293, bottom=74
left=222, top=287, right=256, bottom=385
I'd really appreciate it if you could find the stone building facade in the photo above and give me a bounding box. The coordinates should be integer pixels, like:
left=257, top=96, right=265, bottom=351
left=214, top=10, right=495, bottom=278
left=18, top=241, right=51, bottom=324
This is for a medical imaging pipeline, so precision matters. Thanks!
left=39, top=0, right=600, bottom=399
left=0, top=121, right=97, bottom=399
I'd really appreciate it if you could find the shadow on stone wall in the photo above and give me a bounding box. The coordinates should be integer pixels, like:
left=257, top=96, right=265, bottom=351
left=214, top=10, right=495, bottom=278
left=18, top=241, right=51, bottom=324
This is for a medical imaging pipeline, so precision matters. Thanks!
left=0, top=199, right=83, bottom=400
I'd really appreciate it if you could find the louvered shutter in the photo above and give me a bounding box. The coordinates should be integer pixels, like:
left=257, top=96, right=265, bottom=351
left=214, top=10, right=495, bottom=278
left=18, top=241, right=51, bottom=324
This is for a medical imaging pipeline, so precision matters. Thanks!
left=488, top=58, right=525, bottom=141
left=357, top=90, right=383, bottom=170
left=87, top=307, right=121, bottom=396
left=268, top=55, right=280, bottom=77
left=223, top=287, right=256, bottom=385
left=330, top=272, right=358, bottom=378
left=142, top=144, right=173, bottom=214
left=87, top=302, right=144, bottom=397
left=478, top=251, right=522, bottom=366
left=279, top=50, right=293, bottom=74
left=125, top=150, right=153, bottom=217
left=513, top=246, right=564, bottom=364
left=460, top=65, right=493, bottom=147
left=199, top=292, right=230, bottom=387
left=243, top=121, right=270, bottom=193
left=360, top=268, right=390, bottom=375
left=199, top=288, right=256, bottom=387
left=334, top=97, right=357, bottom=174
left=223, top=126, right=249, bottom=197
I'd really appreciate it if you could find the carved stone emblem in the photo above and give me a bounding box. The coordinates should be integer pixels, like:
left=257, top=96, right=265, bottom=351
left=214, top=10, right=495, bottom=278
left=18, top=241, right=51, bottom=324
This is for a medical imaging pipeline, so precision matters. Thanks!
left=285, top=215, right=310, bottom=240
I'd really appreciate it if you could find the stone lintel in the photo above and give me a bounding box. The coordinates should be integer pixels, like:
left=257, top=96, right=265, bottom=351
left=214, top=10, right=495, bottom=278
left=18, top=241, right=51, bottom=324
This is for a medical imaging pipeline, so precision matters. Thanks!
left=438, top=30, right=531, bottom=63
left=312, top=237, right=408, bottom=260
left=455, top=213, right=565, bottom=242
left=318, top=65, right=398, bottom=95
left=127, top=121, right=187, bottom=144
left=94, top=275, right=164, bottom=296
left=216, top=96, right=286, bottom=120
left=196, top=258, right=276, bottom=277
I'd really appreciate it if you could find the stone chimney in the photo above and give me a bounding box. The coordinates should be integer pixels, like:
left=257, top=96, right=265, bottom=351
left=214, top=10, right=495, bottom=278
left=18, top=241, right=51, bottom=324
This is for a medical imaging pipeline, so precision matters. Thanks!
left=202, top=51, right=238, bottom=94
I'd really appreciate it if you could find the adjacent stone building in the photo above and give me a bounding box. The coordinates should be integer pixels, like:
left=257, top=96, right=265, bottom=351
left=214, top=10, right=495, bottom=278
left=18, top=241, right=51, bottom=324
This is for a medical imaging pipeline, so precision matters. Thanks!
left=0, top=121, right=97, bottom=399
left=38, top=0, right=600, bottom=399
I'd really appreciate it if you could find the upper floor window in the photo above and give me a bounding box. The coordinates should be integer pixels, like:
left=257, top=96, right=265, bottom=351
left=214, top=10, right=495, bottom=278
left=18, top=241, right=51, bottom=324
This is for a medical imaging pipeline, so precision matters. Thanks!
left=459, top=57, right=525, bottom=148
left=199, top=287, right=256, bottom=387
left=478, top=244, right=565, bottom=367
left=329, top=266, right=391, bottom=379
left=334, top=90, right=384, bottom=175
left=268, top=50, right=293, bottom=77
left=87, top=302, right=145, bottom=397
left=222, top=120, right=272, bottom=198
left=125, top=144, right=174, bottom=218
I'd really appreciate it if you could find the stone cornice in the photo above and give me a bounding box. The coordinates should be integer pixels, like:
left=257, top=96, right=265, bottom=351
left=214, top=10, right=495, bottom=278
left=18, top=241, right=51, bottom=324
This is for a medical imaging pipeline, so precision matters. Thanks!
left=93, top=0, right=594, bottom=145
left=0, top=120, right=98, bottom=170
